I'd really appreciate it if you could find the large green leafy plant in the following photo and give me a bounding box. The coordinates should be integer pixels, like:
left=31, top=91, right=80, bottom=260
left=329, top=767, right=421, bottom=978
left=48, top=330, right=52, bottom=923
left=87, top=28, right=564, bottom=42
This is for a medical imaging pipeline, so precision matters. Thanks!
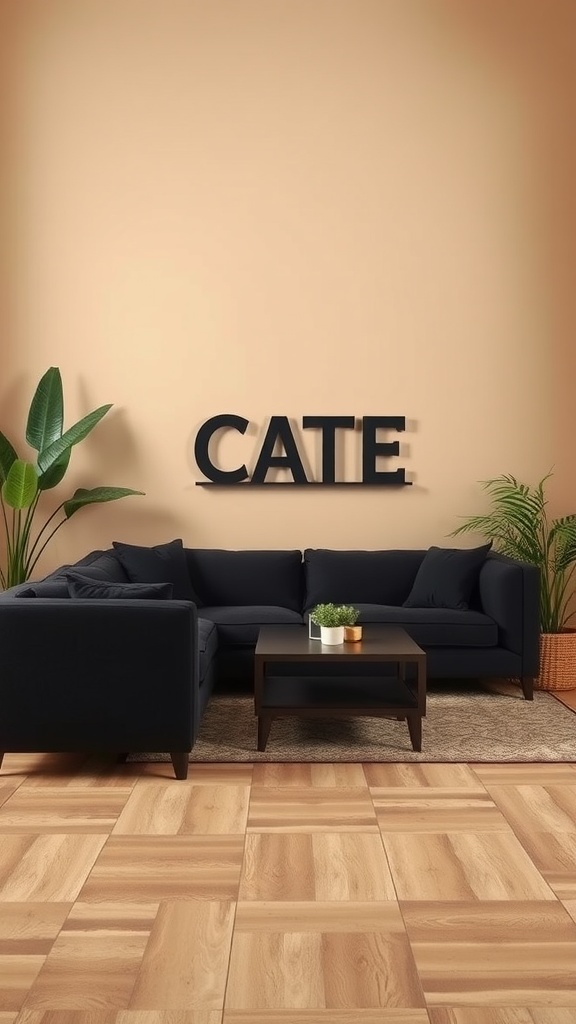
left=0, top=367, right=143, bottom=588
left=452, top=473, right=576, bottom=634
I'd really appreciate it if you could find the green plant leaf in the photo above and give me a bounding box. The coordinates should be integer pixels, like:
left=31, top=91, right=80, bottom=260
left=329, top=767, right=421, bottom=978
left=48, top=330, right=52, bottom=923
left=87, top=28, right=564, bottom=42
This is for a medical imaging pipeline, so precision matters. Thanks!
left=37, top=448, right=71, bottom=491
left=37, top=404, right=112, bottom=476
left=0, top=430, right=18, bottom=485
left=26, top=366, right=64, bottom=453
left=450, top=471, right=576, bottom=633
left=2, top=459, right=38, bottom=509
left=63, top=486, right=144, bottom=518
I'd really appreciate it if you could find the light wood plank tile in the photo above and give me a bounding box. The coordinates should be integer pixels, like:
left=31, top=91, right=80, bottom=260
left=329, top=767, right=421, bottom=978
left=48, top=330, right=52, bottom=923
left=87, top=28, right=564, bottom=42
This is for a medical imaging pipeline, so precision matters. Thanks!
left=0, top=780, right=27, bottom=807
left=183, top=765, right=253, bottom=785
left=113, top=783, right=250, bottom=835
left=364, top=764, right=485, bottom=788
left=79, top=837, right=244, bottom=901
left=1, top=754, right=92, bottom=781
left=223, top=1013, right=430, bottom=1023
left=252, top=764, right=368, bottom=787
left=119, top=1013, right=223, bottom=1023
left=486, top=786, right=576, bottom=837
left=0, top=1015, right=17, bottom=1024
left=247, top=787, right=378, bottom=832
left=0, top=904, right=70, bottom=953
left=414, top=941, right=576, bottom=972
left=471, top=765, right=576, bottom=785
left=0, top=836, right=108, bottom=902
left=23, top=902, right=156, bottom=1010
left=234, top=900, right=407, bottom=932
left=373, top=790, right=508, bottom=832
left=562, top=900, right=576, bottom=924
left=129, top=901, right=234, bottom=1009
left=61, top=901, right=159, bottom=933
left=0, top=955, right=46, bottom=1011
left=17, top=1008, right=122, bottom=1022
left=513, top=832, right=576, bottom=900
left=130, top=765, right=253, bottom=785
left=0, top=788, right=133, bottom=832
left=383, top=833, right=555, bottom=900
left=403, top=901, right=576, bottom=1005
left=402, top=901, right=576, bottom=941
left=226, top=902, right=424, bottom=1009
left=239, top=833, right=396, bottom=900
left=553, top=690, right=576, bottom=711
left=420, top=969, right=576, bottom=1005
left=428, top=1010, right=576, bottom=1023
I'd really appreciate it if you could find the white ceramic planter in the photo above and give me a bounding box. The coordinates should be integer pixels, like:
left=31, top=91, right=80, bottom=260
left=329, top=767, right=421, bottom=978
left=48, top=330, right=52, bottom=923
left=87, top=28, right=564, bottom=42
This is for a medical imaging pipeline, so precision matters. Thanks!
left=320, top=625, right=345, bottom=645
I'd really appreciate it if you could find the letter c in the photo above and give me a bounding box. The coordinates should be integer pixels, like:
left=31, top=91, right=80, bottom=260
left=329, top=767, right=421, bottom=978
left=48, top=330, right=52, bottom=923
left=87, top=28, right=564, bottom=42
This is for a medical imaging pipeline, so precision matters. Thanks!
left=194, top=414, right=250, bottom=484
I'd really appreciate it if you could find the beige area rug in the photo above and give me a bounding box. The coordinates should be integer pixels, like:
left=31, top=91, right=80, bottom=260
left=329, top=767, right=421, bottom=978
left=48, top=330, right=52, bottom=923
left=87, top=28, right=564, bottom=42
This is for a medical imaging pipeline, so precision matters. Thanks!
left=131, top=682, right=576, bottom=763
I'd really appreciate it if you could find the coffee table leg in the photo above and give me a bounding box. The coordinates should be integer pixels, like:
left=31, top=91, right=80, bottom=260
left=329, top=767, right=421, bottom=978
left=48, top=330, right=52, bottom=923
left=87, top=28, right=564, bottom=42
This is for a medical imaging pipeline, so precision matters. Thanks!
left=258, top=715, right=272, bottom=752
left=407, top=713, right=422, bottom=752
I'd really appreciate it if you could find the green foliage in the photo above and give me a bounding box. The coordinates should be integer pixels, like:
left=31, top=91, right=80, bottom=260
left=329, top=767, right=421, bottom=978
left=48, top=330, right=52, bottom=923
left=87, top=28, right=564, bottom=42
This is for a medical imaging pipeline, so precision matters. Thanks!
left=0, top=367, right=144, bottom=588
left=451, top=472, right=576, bottom=634
left=311, top=603, right=360, bottom=627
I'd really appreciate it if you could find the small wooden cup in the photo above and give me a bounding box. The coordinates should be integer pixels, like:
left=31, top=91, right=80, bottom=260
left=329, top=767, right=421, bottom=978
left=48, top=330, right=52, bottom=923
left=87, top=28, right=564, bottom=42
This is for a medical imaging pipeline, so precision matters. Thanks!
left=343, top=625, right=363, bottom=643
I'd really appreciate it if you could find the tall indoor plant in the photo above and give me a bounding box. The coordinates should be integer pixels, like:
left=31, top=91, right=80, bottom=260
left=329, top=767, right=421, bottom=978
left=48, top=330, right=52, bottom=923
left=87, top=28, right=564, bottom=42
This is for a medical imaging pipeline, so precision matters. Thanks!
left=0, top=367, right=143, bottom=588
left=452, top=472, right=576, bottom=689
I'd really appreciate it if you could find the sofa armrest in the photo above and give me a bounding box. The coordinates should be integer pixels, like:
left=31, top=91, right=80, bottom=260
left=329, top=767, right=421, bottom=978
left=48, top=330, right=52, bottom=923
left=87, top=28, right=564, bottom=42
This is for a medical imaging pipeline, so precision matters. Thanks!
left=0, top=598, right=199, bottom=752
left=477, top=553, right=540, bottom=675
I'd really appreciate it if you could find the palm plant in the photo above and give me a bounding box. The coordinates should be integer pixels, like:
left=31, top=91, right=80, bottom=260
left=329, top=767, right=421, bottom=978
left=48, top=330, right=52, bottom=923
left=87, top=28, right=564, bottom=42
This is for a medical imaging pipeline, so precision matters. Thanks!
left=0, top=367, right=144, bottom=588
left=452, top=472, right=576, bottom=634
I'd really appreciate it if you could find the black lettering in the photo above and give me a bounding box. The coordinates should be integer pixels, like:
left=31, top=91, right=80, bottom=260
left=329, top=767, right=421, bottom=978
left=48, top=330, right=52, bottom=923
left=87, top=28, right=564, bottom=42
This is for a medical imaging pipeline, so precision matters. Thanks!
left=302, top=416, right=356, bottom=483
left=252, top=416, right=308, bottom=484
left=362, top=416, right=405, bottom=484
left=194, top=414, right=250, bottom=484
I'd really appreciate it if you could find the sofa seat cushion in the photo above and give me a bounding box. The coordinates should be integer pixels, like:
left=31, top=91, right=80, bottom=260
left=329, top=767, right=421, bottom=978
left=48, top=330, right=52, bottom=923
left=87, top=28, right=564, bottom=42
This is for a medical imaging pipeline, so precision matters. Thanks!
left=199, top=605, right=303, bottom=646
left=197, top=617, right=219, bottom=684
left=306, top=604, right=498, bottom=647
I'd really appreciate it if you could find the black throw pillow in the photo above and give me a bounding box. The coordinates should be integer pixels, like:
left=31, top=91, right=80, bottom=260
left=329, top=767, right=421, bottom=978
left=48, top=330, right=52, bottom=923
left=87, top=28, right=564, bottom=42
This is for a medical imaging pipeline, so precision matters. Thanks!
left=112, top=539, right=200, bottom=603
left=403, top=542, right=493, bottom=610
left=16, top=579, right=71, bottom=598
left=68, top=578, right=174, bottom=600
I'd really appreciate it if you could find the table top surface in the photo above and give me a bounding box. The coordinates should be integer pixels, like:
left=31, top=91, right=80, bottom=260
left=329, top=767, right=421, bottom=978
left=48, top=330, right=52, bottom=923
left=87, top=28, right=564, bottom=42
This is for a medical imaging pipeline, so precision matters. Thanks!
left=255, top=624, right=426, bottom=660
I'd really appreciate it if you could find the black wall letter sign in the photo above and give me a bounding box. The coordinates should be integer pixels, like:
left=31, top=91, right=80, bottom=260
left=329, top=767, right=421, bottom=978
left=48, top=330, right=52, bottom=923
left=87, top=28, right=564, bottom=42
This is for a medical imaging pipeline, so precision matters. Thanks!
left=302, top=416, right=356, bottom=484
left=194, top=414, right=250, bottom=484
left=252, top=416, right=308, bottom=484
left=362, top=416, right=406, bottom=485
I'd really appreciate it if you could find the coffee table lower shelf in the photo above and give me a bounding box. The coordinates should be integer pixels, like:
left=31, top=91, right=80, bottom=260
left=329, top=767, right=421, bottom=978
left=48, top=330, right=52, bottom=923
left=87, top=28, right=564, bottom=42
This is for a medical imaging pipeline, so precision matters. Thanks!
left=256, top=673, right=423, bottom=753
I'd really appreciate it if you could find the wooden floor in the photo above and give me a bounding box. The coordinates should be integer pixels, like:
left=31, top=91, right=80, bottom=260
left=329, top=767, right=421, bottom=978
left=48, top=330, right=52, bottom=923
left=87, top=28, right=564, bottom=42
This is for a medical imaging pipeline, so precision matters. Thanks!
left=1, top=699, right=576, bottom=1019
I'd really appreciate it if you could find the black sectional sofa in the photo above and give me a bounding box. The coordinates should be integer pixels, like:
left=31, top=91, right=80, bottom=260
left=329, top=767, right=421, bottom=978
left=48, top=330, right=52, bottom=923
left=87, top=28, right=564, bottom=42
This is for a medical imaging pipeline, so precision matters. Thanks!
left=0, top=543, right=540, bottom=778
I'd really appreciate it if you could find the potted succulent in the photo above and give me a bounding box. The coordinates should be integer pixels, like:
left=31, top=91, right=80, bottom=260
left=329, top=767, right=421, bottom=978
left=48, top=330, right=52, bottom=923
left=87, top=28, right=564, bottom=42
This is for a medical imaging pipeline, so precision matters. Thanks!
left=0, top=367, right=144, bottom=588
left=452, top=472, right=576, bottom=691
left=340, top=604, right=363, bottom=642
left=310, top=603, right=360, bottom=645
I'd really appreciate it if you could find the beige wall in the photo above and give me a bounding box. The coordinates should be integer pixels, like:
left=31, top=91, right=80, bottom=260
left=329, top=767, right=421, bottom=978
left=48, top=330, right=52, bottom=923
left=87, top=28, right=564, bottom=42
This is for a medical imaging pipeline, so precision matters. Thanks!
left=2, top=0, right=576, bottom=575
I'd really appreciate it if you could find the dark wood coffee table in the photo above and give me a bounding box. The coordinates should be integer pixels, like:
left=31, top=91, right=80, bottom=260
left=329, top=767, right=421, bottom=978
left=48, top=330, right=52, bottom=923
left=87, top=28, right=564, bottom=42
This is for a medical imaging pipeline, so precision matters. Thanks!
left=254, top=624, right=426, bottom=752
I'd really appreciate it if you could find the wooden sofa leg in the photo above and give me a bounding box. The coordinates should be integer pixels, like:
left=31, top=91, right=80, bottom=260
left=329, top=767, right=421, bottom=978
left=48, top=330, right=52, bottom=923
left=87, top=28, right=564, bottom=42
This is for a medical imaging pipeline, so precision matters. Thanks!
left=520, top=677, right=534, bottom=701
left=0, top=753, right=4, bottom=770
left=170, top=752, right=189, bottom=780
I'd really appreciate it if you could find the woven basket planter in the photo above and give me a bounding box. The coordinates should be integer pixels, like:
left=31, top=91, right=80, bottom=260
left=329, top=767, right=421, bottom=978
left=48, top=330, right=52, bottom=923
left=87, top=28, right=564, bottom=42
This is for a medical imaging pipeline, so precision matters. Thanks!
left=535, top=630, right=576, bottom=691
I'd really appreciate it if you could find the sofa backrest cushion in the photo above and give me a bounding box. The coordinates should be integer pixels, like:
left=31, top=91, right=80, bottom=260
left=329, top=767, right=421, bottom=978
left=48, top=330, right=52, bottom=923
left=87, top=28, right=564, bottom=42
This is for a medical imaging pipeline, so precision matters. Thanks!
left=112, top=539, right=200, bottom=603
left=304, top=549, right=425, bottom=607
left=186, top=549, right=303, bottom=611
left=403, top=543, right=493, bottom=610
left=68, top=578, right=174, bottom=600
